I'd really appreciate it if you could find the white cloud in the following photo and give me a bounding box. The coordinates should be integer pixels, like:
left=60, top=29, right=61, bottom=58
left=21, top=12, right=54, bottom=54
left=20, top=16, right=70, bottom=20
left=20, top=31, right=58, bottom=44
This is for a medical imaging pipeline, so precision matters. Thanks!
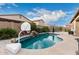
left=11, top=3, right=18, bottom=7
left=26, top=12, right=37, bottom=16
left=42, top=10, right=66, bottom=21
left=33, top=8, right=51, bottom=15
left=0, top=3, right=18, bottom=8
left=26, top=8, right=66, bottom=23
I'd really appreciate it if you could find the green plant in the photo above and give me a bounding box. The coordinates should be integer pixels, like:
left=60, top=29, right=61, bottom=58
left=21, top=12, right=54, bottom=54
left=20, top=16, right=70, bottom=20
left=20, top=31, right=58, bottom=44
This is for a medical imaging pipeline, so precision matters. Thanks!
left=68, top=31, right=74, bottom=35
left=30, top=22, right=37, bottom=31
left=0, top=28, right=18, bottom=40
left=35, top=28, right=42, bottom=33
left=41, top=26, right=50, bottom=32
left=30, top=30, right=38, bottom=37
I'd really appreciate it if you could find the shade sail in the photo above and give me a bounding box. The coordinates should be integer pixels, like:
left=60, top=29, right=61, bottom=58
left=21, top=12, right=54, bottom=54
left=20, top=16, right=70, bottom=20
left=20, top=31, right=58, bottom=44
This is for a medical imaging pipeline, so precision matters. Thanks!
left=21, top=22, right=31, bottom=31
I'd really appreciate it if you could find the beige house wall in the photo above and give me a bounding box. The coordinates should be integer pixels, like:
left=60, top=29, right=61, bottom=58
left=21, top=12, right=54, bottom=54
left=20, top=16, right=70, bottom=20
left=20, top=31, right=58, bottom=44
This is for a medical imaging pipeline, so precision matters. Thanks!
left=70, top=15, right=79, bottom=36
left=34, top=21, right=44, bottom=26
left=33, top=21, right=49, bottom=27
left=76, top=21, right=79, bottom=36
left=0, top=20, right=22, bottom=32
left=0, top=14, right=32, bottom=33
left=71, top=20, right=76, bottom=35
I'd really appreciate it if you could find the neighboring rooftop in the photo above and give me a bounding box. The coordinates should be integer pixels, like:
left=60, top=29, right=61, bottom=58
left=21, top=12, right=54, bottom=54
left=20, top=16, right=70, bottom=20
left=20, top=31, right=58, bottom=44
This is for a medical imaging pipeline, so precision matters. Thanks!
left=0, top=14, right=31, bottom=22
left=33, top=19, right=49, bottom=26
left=70, top=9, right=79, bottom=23
left=33, top=19, right=45, bottom=22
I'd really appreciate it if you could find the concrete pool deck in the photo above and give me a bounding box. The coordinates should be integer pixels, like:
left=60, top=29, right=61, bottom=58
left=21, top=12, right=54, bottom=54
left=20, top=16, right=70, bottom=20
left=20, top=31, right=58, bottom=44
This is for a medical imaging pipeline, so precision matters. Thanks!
left=0, top=32, right=78, bottom=55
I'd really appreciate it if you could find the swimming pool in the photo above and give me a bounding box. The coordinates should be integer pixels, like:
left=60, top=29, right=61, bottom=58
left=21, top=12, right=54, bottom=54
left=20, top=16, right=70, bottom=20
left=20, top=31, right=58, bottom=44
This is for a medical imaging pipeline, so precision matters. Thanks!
left=20, top=33, right=63, bottom=49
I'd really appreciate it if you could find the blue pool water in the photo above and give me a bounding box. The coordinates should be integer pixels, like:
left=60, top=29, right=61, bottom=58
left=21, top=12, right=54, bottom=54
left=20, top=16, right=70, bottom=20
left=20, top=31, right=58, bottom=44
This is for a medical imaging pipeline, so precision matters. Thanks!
left=20, top=33, right=63, bottom=49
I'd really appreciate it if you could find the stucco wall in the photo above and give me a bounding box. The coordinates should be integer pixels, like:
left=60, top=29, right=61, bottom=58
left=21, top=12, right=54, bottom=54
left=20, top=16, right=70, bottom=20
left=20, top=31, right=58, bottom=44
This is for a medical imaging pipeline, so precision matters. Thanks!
left=70, top=15, right=79, bottom=36
left=0, top=14, right=32, bottom=33
left=76, top=21, right=79, bottom=36
left=0, top=20, right=22, bottom=32
left=71, top=21, right=75, bottom=31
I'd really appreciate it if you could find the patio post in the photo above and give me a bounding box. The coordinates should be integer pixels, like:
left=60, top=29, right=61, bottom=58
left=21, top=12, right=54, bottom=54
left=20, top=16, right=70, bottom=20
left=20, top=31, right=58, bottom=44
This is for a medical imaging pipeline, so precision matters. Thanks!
left=52, top=26, right=54, bottom=41
left=75, top=38, right=79, bottom=55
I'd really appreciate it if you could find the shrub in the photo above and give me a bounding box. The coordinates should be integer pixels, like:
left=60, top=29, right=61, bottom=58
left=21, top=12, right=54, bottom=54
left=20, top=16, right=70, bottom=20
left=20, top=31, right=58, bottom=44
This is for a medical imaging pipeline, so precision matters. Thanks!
left=0, top=28, right=18, bottom=40
left=64, top=29, right=70, bottom=32
left=30, top=30, right=38, bottom=37
left=30, top=22, right=50, bottom=33
left=30, top=22, right=37, bottom=31
left=68, top=31, right=74, bottom=35
left=35, top=28, right=42, bottom=33
left=41, top=26, right=50, bottom=32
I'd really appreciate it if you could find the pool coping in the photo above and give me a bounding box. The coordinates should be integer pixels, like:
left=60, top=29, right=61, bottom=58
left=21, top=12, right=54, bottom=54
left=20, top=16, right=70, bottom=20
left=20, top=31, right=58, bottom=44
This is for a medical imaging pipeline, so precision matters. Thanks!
left=17, top=32, right=78, bottom=55
left=0, top=32, right=78, bottom=55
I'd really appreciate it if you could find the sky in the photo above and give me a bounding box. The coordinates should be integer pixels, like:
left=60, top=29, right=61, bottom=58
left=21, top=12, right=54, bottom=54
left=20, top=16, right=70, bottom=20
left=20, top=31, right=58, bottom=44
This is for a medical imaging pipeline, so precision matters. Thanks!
left=0, top=3, right=79, bottom=26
